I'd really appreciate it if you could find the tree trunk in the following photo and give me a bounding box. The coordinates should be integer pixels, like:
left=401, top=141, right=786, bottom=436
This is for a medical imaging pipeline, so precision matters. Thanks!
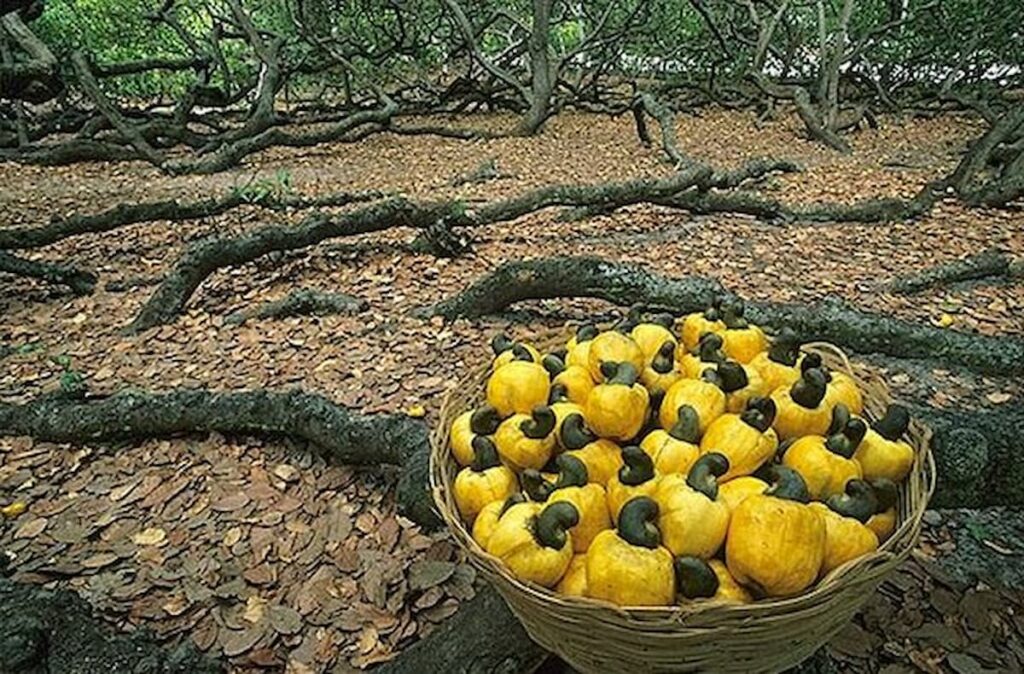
left=69, top=51, right=164, bottom=167
left=515, top=0, right=555, bottom=136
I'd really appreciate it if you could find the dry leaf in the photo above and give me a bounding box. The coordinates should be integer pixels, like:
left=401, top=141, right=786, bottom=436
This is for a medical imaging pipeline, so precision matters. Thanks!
left=243, top=595, right=268, bottom=624
left=13, top=517, right=47, bottom=539
left=132, top=527, right=167, bottom=546
left=82, top=552, right=119, bottom=569
left=223, top=527, right=243, bottom=547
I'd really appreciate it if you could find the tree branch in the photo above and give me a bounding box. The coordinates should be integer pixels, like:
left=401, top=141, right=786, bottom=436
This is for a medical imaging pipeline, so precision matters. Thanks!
left=0, top=250, right=97, bottom=295
left=424, top=256, right=1024, bottom=377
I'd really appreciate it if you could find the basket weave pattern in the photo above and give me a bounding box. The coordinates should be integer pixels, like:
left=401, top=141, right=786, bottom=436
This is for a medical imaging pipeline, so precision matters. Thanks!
left=430, top=332, right=936, bottom=674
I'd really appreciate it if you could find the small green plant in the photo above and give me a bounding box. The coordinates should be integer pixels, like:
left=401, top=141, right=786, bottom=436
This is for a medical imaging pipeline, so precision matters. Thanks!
left=16, top=341, right=43, bottom=355
left=51, top=354, right=87, bottom=397
left=231, top=169, right=294, bottom=204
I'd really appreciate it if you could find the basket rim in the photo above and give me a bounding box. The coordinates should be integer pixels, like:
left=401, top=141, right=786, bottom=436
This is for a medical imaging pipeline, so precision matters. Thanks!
left=429, top=327, right=937, bottom=619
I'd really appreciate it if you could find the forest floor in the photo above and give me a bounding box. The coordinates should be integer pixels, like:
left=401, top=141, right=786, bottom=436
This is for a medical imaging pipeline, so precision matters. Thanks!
left=1, top=109, right=1023, bottom=673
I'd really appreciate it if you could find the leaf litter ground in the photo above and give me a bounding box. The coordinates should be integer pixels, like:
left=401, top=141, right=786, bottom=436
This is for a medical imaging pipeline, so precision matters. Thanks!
left=0, top=109, right=1022, bottom=672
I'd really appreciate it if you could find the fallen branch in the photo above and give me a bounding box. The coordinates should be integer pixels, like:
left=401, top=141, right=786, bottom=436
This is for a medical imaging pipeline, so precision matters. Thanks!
left=423, top=256, right=1024, bottom=377
left=0, top=138, right=140, bottom=166
left=0, top=250, right=96, bottom=295
left=225, top=288, right=368, bottom=325
left=0, top=388, right=438, bottom=527
left=890, top=248, right=1024, bottom=294
left=0, top=189, right=384, bottom=250
left=450, top=157, right=510, bottom=187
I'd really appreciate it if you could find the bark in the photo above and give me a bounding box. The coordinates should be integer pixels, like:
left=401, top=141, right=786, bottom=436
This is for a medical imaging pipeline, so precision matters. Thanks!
left=0, top=189, right=383, bottom=250
left=889, top=248, right=1023, bottom=294
left=69, top=51, right=164, bottom=167
left=515, top=0, right=555, bottom=136
left=0, top=138, right=140, bottom=165
left=424, top=256, right=1024, bottom=377
left=0, top=12, right=59, bottom=104
left=224, top=288, right=367, bottom=325
left=375, top=586, right=548, bottom=674
left=129, top=167, right=715, bottom=331
left=632, top=92, right=687, bottom=165
left=167, top=98, right=399, bottom=175
left=911, top=403, right=1024, bottom=509
left=0, top=577, right=221, bottom=674
left=0, top=388, right=438, bottom=527
left=0, top=250, right=96, bottom=295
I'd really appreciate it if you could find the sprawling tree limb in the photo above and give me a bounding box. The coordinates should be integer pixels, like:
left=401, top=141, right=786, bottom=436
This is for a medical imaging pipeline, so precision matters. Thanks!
left=749, top=74, right=851, bottom=153
left=69, top=51, right=164, bottom=167
left=0, top=578, right=221, bottom=674
left=225, top=288, right=367, bottom=325
left=0, top=12, right=59, bottom=103
left=128, top=161, right=949, bottom=332
left=0, top=250, right=96, bottom=295
left=375, top=586, right=548, bottom=674
left=424, top=256, right=1024, bottom=376
left=167, top=98, right=399, bottom=174
left=0, top=388, right=438, bottom=527
left=632, top=92, right=687, bottom=166
left=129, top=166, right=716, bottom=331
left=889, top=248, right=1023, bottom=294
left=0, top=138, right=140, bottom=165
left=128, top=198, right=451, bottom=331
left=0, top=189, right=383, bottom=250
left=948, top=106, right=1024, bottom=207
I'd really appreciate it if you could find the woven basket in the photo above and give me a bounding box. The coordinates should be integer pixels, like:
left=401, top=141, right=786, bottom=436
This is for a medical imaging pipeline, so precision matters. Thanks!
left=430, top=330, right=936, bottom=674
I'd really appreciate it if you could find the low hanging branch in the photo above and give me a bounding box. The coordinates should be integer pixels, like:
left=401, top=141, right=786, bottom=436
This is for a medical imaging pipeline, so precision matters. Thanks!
left=424, top=256, right=1024, bottom=377
left=0, top=250, right=96, bottom=295
left=0, top=388, right=438, bottom=528
left=889, top=248, right=1023, bottom=294
left=0, top=188, right=384, bottom=250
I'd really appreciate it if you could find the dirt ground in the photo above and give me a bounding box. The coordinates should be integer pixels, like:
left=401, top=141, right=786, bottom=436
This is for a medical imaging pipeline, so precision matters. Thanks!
left=1, top=109, right=1022, bottom=673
